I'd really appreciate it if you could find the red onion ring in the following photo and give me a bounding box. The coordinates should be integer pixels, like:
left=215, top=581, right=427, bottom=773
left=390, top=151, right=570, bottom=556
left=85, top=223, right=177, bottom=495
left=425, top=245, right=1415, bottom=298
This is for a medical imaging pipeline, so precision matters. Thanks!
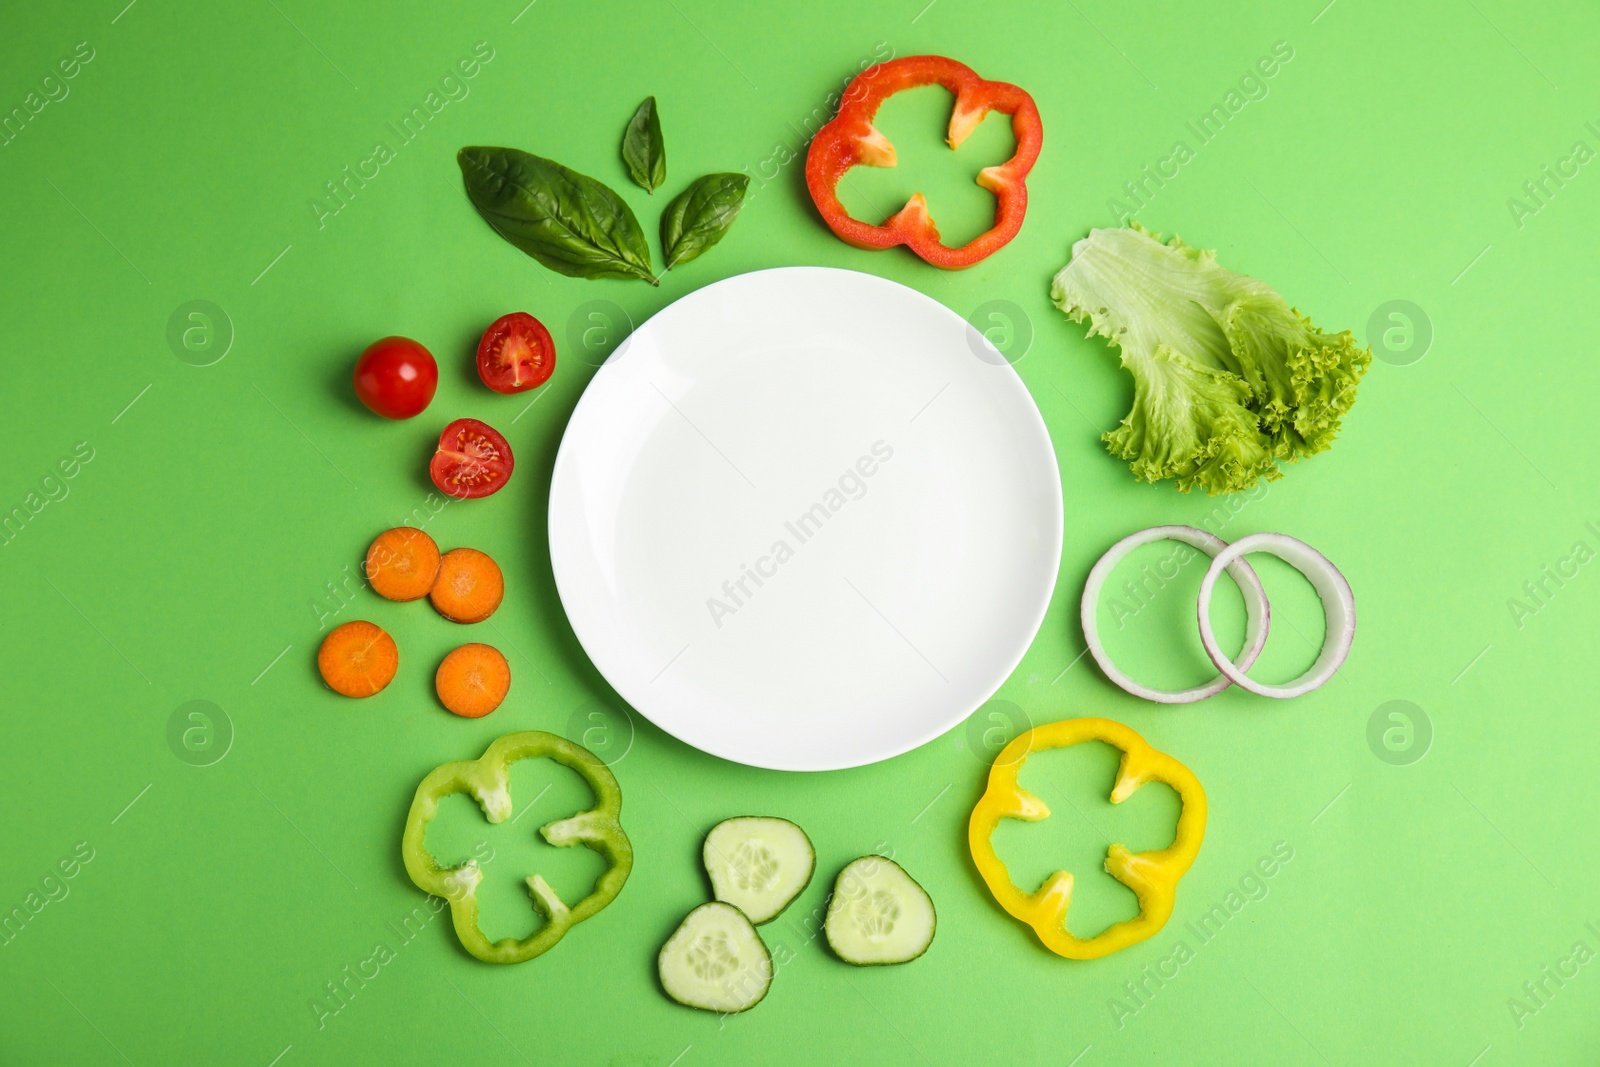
left=1196, top=533, right=1355, bottom=699
left=1081, top=525, right=1271, bottom=704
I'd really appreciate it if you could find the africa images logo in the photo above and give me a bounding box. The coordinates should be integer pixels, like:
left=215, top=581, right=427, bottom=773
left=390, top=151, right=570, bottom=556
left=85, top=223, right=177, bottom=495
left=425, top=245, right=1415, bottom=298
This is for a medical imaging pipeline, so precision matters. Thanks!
left=705, top=440, right=894, bottom=628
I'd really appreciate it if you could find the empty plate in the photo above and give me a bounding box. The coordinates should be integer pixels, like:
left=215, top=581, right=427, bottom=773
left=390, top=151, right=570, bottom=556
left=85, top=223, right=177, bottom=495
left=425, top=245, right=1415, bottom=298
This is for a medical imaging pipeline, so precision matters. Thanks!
left=548, top=267, right=1062, bottom=770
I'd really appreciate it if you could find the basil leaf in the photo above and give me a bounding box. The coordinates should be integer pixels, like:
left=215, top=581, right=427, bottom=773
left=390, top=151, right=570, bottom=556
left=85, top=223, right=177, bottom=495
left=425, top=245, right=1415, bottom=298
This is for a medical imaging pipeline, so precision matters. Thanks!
left=660, top=173, right=750, bottom=270
left=622, top=97, right=666, bottom=194
left=458, top=146, right=657, bottom=285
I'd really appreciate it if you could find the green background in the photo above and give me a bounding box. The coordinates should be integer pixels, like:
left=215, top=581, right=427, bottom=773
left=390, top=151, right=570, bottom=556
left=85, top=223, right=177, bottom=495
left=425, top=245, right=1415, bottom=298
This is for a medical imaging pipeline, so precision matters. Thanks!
left=3, top=0, right=1596, bottom=1063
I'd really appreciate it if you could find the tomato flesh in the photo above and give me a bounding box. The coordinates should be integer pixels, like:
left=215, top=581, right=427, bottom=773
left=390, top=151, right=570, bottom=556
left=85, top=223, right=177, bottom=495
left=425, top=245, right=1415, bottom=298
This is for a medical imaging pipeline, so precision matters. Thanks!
left=477, top=312, right=555, bottom=394
left=429, top=418, right=514, bottom=499
left=354, top=336, right=437, bottom=419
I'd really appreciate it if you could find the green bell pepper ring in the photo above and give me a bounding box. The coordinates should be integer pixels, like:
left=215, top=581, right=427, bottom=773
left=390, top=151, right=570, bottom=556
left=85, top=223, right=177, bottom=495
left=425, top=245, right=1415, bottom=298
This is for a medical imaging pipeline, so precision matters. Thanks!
left=401, top=730, right=633, bottom=965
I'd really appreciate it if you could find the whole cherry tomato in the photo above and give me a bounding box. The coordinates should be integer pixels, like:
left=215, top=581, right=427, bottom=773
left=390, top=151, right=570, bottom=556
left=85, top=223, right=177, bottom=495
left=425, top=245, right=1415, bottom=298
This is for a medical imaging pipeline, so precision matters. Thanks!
left=354, top=336, right=437, bottom=419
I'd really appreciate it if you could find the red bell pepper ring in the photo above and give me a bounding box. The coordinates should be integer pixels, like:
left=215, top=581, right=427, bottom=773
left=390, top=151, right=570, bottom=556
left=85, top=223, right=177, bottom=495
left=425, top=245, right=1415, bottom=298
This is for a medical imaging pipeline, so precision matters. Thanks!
left=805, top=55, right=1043, bottom=269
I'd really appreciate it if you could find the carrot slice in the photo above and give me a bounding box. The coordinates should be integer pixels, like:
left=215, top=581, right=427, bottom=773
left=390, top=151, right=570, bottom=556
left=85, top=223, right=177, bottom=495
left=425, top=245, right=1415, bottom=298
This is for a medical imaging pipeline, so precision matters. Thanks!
left=364, top=527, right=442, bottom=602
left=317, top=620, right=399, bottom=697
left=435, top=643, right=511, bottom=717
left=430, top=548, right=504, bottom=623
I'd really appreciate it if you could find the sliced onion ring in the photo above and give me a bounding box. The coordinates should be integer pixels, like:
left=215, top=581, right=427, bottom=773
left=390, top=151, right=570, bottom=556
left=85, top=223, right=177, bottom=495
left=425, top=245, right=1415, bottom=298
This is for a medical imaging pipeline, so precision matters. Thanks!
left=1081, top=525, right=1271, bottom=704
left=1196, top=532, right=1355, bottom=699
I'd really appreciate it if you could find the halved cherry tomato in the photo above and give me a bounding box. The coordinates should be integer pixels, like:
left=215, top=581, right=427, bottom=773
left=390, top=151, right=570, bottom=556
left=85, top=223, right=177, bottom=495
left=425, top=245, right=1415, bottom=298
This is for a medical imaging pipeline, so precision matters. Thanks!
left=354, top=336, right=437, bottom=419
left=476, top=312, right=556, bottom=394
left=429, top=418, right=514, bottom=499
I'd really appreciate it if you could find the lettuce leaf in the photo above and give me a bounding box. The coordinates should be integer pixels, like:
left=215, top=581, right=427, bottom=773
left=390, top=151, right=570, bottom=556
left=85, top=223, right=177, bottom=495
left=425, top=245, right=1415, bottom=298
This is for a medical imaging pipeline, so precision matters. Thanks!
left=1049, top=224, right=1370, bottom=495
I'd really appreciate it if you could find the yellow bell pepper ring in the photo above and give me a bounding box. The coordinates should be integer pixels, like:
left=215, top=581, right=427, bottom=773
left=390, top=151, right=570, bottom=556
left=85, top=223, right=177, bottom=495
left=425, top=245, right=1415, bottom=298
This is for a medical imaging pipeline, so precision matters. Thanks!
left=967, top=717, right=1206, bottom=960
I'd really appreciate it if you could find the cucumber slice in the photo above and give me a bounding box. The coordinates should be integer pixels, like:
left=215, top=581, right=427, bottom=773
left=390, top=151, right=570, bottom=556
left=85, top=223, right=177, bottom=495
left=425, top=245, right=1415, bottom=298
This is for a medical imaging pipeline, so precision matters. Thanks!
left=703, top=816, right=815, bottom=925
left=824, top=856, right=936, bottom=965
left=658, top=902, right=773, bottom=1013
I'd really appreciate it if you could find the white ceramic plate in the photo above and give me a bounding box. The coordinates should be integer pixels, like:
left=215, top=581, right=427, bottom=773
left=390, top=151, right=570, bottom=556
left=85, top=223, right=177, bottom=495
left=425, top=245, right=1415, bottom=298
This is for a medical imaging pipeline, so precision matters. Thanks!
left=548, top=267, right=1062, bottom=771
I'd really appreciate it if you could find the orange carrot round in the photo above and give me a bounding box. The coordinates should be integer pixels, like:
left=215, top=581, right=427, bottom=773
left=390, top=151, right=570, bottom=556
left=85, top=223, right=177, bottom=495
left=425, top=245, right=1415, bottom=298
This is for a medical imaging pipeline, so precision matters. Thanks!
left=435, top=643, right=511, bottom=717
left=317, top=620, right=399, bottom=697
left=430, top=548, right=504, bottom=623
left=364, top=527, right=442, bottom=602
